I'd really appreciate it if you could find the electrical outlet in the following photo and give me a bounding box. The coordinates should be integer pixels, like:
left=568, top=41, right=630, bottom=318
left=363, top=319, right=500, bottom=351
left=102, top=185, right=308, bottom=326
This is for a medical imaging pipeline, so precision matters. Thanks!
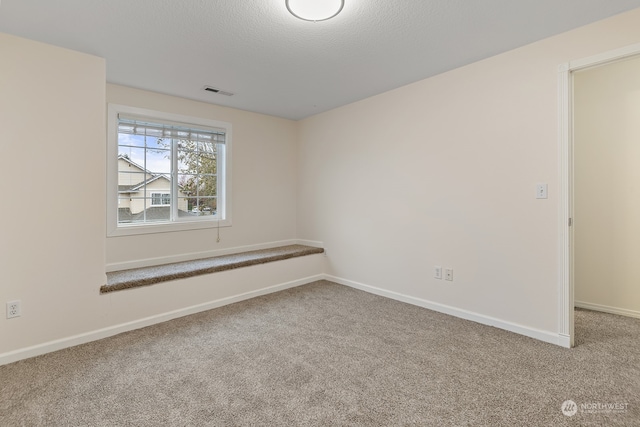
left=434, top=266, right=442, bottom=279
left=6, top=300, right=21, bottom=319
left=445, top=268, right=453, bottom=281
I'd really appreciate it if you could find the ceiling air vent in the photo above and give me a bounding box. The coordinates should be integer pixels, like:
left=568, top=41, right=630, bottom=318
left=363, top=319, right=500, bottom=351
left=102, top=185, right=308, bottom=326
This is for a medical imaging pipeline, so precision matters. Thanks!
left=204, top=86, right=234, bottom=96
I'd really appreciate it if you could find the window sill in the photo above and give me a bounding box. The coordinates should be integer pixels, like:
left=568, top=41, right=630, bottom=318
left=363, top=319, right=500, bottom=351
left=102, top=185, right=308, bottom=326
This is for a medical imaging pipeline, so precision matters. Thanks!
left=107, top=218, right=231, bottom=237
left=101, top=244, right=324, bottom=293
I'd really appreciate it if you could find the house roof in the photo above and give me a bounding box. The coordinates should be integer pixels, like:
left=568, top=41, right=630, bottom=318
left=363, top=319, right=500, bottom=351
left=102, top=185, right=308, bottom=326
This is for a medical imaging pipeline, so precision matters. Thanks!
left=118, top=185, right=136, bottom=193
left=129, top=175, right=170, bottom=192
left=2, top=1, right=639, bottom=120
left=118, top=207, right=199, bottom=223
left=117, top=154, right=149, bottom=173
left=118, top=175, right=170, bottom=194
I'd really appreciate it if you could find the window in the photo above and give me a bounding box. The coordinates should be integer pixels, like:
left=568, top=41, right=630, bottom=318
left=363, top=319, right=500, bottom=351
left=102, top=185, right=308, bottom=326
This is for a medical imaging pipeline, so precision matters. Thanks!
left=151, top=193, right=170, bottom=206
left=107, top=104, right=232, bottom=236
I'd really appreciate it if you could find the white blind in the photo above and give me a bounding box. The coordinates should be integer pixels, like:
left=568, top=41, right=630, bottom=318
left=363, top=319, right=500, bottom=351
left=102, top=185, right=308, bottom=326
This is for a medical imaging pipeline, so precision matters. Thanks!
left=118, top=114, right=225, bottom=144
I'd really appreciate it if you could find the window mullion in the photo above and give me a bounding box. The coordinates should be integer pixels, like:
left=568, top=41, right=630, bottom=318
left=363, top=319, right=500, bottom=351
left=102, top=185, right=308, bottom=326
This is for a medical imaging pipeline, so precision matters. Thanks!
left=217, top=144, right=224, bottom=220
left=143, top=134, right=148, bottom=223
left=171, top=138, right=179, bottom=221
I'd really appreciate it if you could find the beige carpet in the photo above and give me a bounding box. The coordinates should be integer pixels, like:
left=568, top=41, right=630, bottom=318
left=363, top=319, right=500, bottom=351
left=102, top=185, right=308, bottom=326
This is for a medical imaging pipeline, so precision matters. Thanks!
left=1, top=280, right=638, bottom=426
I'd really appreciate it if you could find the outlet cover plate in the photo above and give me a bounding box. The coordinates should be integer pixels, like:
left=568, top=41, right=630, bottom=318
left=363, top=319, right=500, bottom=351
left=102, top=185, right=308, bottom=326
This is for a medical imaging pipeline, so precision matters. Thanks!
left=445, top=269, right=453, bottom=281
left=6, top=300, right=21, bottom=319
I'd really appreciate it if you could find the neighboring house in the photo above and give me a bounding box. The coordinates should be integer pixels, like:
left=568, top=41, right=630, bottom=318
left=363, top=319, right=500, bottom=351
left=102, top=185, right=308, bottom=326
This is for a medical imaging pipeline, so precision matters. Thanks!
left=117, top=155, right=190, bottom=222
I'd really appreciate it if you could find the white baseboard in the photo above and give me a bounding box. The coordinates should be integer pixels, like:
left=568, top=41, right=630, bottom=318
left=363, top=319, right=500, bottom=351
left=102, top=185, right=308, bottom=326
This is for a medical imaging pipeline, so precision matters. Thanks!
left=106, top=239, right=321, bottom=272
left=558, top=334, right=571, bottom=349
left=0, top=274, right=323, bottom=367
left=3, top=269, right=572, bottom=366
left=326, top=275, right=565, bottom=347
left=575, top=301, right=640, bottom=320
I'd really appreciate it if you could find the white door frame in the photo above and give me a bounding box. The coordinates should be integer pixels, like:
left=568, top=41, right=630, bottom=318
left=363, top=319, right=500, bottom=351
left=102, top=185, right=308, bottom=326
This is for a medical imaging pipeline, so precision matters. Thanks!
left=558, top=42, right=640, bottom=348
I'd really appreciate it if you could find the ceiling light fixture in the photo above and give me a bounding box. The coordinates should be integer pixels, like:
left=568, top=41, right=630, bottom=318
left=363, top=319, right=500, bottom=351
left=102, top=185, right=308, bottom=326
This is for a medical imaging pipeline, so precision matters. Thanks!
left=286, top=0, right=344, bottom=22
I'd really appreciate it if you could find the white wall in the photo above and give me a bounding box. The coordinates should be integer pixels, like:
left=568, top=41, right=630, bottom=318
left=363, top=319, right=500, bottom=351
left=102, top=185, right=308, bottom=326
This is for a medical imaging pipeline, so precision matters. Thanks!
left=5, top=8, right=640, bottom=362
left=0, top=34, right=322, bottom=363
left=0, top=33, right=106, bottom=353
left=297, top=8, right=640, bottom=338
left=574, top=55, right=640, bottom=317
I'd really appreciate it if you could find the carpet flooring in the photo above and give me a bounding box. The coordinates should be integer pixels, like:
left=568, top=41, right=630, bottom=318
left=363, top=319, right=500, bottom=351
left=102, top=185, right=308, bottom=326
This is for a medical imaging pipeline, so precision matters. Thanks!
left=1, top=280, right=639, bottom=426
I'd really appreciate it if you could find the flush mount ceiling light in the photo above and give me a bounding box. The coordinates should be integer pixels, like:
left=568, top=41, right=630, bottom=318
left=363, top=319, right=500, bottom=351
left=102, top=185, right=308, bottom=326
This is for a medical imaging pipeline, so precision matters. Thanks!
left=286, top=0, right=344, bottom=22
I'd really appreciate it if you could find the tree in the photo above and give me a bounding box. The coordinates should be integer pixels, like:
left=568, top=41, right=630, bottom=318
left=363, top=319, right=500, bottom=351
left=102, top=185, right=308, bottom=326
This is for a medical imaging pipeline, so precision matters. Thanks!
left=175, top=139, right=218, bottom=212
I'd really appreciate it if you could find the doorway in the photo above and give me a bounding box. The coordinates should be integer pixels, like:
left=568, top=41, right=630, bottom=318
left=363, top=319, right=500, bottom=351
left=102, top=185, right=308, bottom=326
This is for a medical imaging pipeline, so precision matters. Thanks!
left=559, top=43, right=640, bottom=348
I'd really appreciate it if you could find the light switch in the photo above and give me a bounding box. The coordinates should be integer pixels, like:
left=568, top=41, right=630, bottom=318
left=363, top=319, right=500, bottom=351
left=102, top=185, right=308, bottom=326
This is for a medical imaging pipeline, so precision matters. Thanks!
left=434, top=266, right=442, bottom=279
left=536, top=183, right=548, bottom=199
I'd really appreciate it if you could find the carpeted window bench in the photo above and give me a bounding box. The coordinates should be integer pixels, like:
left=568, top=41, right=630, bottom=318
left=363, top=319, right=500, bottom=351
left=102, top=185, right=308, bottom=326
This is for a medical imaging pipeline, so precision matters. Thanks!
left=101, top=244, right=324, bottom=293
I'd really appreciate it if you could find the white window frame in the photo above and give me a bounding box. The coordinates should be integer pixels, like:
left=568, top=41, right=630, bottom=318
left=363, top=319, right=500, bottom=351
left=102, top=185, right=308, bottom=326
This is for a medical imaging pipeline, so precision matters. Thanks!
left=107, top=104, right=232, bottom=237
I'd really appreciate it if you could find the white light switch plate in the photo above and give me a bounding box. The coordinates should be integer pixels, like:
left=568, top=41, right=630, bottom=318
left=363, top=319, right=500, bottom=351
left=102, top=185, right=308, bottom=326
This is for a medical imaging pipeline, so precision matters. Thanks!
left=536, top=183, right=548, bottom=199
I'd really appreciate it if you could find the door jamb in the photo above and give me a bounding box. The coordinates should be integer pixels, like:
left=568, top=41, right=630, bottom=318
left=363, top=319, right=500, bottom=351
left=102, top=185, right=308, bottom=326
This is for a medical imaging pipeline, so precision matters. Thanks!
left=558, top=42, right=640, bottom=348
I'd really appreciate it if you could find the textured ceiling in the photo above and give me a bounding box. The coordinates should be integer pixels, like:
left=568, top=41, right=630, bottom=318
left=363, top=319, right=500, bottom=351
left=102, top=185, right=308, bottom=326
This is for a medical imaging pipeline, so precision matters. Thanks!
left=1, top=0, right=640, bottom=120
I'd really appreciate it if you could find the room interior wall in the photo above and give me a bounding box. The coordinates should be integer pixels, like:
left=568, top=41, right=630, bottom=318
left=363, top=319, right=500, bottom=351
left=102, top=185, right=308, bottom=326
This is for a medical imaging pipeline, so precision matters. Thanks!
left=297, top=8, right=640, bottom=338
left=574, top=55, right=640, bottom=318
left=4, top=8, right=640, bottom=362
left=105, top=84, right=300, bottom=269
left=0, top=34, right=321, bottom=363
left=0, top=33, right=107, bottom=354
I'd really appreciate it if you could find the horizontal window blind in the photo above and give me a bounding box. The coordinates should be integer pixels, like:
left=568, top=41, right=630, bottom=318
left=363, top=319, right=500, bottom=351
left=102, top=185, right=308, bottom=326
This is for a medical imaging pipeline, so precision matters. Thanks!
left=118, top=114, right=225, bottom=144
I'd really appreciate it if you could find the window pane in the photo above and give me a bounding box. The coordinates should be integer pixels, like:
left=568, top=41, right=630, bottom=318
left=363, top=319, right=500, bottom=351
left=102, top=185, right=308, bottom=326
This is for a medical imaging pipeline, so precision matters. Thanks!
left=118, top=148, right=148, bottom=172
left=198, top=141, right=217, bottom=155
left=177, top=195, right=190, bottom=214
left=125, top=198, right=170, bottom=223
left=119, top=195, right=172, bottom=224
left=197, top=175, right=217, bottom=197
left=145, top=136, right=170, bottom=153
left=177, top=139, right=198, bottom=153
left=146, top=137, right=171, bottom=174
left=126, top=197, right=149, bottom=217
left=118, top=171, right=146, bottom=190
left=178, top=174, right=196, bottom=198
left=118, top=133, right=146, bottom=148
left=198, top=150, right=217, bottom=175
left=145, top=151, right=171, bottom=175
left=117, top=199, right=133, bottom=223
left=177, top=154, right=191, bottom=175
left=189, top=198, right=216, bottom=215
left=177, top=148, right=199, bottom=175
left=118, top=145, right=170, bottom=175
left=196, top=198, right=217, bottom=215
left=143, top=205, right=171, bottom=222
left=178, top=142, right=217, bottom=174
